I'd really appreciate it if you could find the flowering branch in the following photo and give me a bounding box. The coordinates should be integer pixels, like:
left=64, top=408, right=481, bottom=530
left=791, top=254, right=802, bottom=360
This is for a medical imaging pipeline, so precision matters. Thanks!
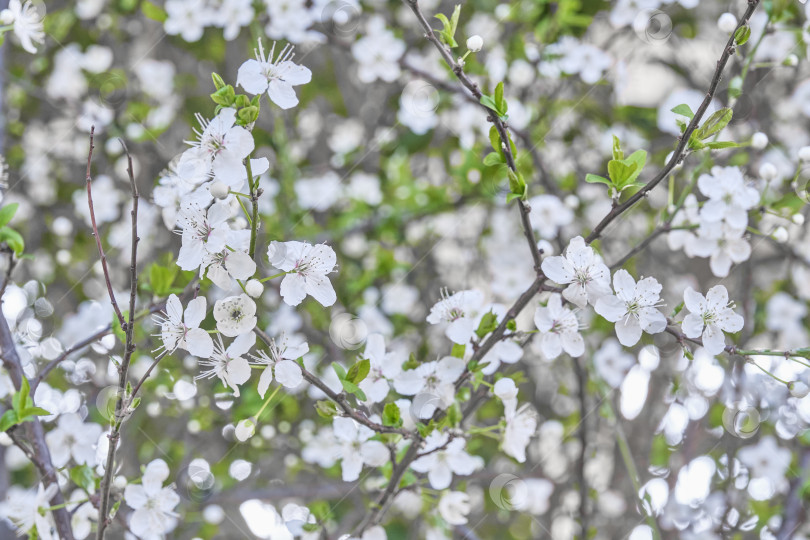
left=0, top=255, right=75, bottom=540
left=585, top=0, right=761, bottom=245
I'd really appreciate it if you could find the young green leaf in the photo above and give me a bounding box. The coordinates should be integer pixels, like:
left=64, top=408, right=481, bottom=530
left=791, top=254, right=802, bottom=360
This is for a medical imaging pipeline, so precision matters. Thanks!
left=346, top=358, right=371, bottom=384
left=0, top=203, right=18, bottom=228
left=382, top=402, right=402, bottom=427
left=670, top=104, right=695, bottom=119
left=697, top=108, right=733, bottom=140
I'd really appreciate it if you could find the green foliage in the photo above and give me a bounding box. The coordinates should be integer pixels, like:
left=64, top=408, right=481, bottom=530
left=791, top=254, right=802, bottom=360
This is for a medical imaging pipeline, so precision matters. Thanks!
left=479, top=82, right=508, bottom=120
left=434, top=5, right=461, bottom=48
left=475, top=311, right=498, bottom=338
left=586, top=136, right=647, bottom=198
left=734, top=25, right=751, bottom=45
left=0, top=203, right=23, bottom=256
left=382, top=402, right=402, bottom=427
left=332, top=361, right=367, bottom=401
left=0, top=376, right=51, bottom=432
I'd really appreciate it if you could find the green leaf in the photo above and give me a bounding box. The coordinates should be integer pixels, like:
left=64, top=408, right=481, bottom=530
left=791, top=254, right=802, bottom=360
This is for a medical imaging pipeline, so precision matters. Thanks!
left=620, top=150, right=647, bottom=186
left=434, top=5, right=461, bottom=47
left=705, top=141, right=740, bottom=150
left=211, top=72, right=226, bottom=91
left=697, top=108, right=733, bottom=140
left=19, top=407, right=51, bottom=419
left=607, top=160, right=637, bottom=186
left=483, top=152, right=503, bottom=167
left=346, top=358, right=371, bottom=384
left=382, top=402, right=402, bottom=427
left=210, top=85, right=235, bottom=106
left=734, top=25, right=751, bottom=46
left=0, top=226, right=24, bottom=255
left=451, top=343, right=466, bottom=358
left=0, top=203, right=18, bottom=228
left=494, top=82, right=507, bottom=115
left=141, top=0, right=167, bottom=22
left=402, top=353, right=419, bottom=371
left=0, top=410, right=19, bottom=432
left=112, top=312, right=126, bottom=344
left=507, top=169, right=526, bottom=199
left=238, top=106, right=259, bottom=125
left=611, top=135, right=623, bottom=160
left=340, top=380, right=367, bottom=401
left=479, top=94, right=498, bottom=112
left=585, top=173, right=612, bottom=187
left=13, top=376, right=29, bottom=413
left=70, top=465, right=96, bottom=491
left=331, top=362, right=347, bottom=381
left=670, top=104, right=695, bottom=119
left=315, top=400, right=338, bottom=418
left=475, top=311, right=498, bottom=338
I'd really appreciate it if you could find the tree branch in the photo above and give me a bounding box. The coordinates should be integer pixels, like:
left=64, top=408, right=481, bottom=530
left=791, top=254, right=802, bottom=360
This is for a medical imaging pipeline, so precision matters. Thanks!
left=0, top=257, right=75, bottom=540
left=96, top=139, right=140, bottom=540
left=585, top=0, right=761, bottom=245
left=85, top=126, right=125, bottom=327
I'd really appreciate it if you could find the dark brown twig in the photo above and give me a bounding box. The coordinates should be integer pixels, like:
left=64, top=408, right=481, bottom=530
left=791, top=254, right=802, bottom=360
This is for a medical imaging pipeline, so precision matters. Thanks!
left=85, top=126, right=125, bottom=327
left=96, top=139, right=140, bottom=540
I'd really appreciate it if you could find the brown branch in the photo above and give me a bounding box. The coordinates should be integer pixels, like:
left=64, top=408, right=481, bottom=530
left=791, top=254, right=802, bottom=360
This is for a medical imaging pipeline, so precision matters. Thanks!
left=401, top=0, right=543, bottom=272
left=585, top=0, right=762, bottom=245
left=0, top=257, right=75, bottom=540
left=96, top=139, right=140, bottom=540
left=252, top=328, right=413, bottom=438
left=85, top=127, right=125, bottom=327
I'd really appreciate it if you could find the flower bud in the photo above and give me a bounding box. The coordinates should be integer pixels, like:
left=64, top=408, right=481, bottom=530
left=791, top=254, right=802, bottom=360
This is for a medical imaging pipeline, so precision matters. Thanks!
left=466, top=35, right=483, bottom=52
left=759, top=162, right=777, bottom=181
left=245, top=279, right=264, bottom=298
left=750, top=132, right=768, bottom=150
left=789, top=381, right=809, bottom=398
left=0, top=9, right=14, bottom=25
left=717, top=13, right=737, bottom=33
left=209, top=181, right=229, bottom=199
left=772, top=226, right=789, bottom=243
left=793, top=214, right=805, bottom=226
left=235, top=418, right=256, bottom=442
left=785, top=54, right=799, bottom=67
left=798, top=146, right=810, bottom=162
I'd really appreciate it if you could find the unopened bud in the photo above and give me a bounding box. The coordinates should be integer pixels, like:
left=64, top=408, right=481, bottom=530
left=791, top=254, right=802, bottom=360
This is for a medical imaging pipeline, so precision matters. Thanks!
left=466, top=35, right=484, bottom=52
left=245, top=279, right=263, bottom=298
left=209, top=181, right=229, bottom=199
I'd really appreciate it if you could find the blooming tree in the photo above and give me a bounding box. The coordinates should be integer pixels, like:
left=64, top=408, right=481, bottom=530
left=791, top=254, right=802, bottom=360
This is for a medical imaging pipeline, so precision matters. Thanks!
left=2, top=0, right=810, bottom=539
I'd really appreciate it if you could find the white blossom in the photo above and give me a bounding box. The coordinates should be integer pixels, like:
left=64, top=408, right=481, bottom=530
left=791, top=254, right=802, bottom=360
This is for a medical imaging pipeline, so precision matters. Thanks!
left=332, top=417, right=389, bottom=482
left=196, top=333, right=254, bottom=396
left=124, top=459, right=180, bottom=539
left=438, top=491, right=471, bottom=525
left=154, top=294, right=214, bottom=358
left=541, top=236, right=611, bottom=308
left=682, top=285, right=744, bottom=355
left=267, top=241, right=338, bottom=307
left=533, top=293, right=584, bottom=359
left=237, top=39, right=312, bottom=109
left=214, top=294, right=257, bottom=337
left=594, top=270, right=667, bottom=347
left=410, top=432, right=483, bottom=489
left=426, top=289, right=484, bottom=345
left=251, top=333, right=309, bottom=396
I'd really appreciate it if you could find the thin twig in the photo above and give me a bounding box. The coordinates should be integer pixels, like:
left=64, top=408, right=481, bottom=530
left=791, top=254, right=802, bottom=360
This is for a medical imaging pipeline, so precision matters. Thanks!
left=96, top=139, right=140, bottom=540
left=85, top=126, right=125, bottom=327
